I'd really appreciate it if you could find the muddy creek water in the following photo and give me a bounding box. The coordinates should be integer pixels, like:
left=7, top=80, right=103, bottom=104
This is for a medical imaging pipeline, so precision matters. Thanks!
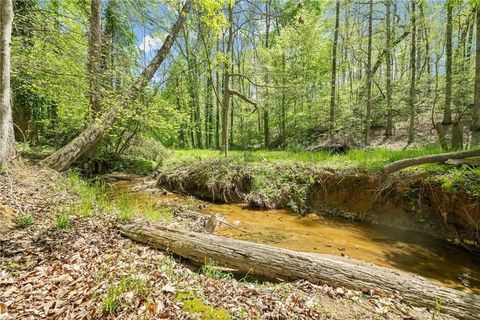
left=109, top=180, right=480, bottom=293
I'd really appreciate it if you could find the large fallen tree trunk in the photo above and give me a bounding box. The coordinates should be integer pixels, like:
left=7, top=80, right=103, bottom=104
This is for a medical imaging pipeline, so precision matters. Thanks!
left=119, top=224, right=480, bottom=320
left=40, top=0, right=193, bottom=171
left=383, top=149, right=480, bottom=174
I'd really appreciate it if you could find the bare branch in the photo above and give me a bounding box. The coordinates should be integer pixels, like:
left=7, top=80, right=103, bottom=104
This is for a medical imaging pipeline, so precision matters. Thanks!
left=228, top=88, right=257, bottom=109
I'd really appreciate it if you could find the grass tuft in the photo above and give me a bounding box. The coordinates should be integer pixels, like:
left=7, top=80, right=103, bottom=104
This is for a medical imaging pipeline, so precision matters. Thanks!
left=55, top=211, right=70, bottom=229
left=200, top=261, right=233, bottom=281
left=101, top=274, right=150, bottom=314
left=116, top=194, right=135, bottom=222
left=15, top=213, right=34, bottom=228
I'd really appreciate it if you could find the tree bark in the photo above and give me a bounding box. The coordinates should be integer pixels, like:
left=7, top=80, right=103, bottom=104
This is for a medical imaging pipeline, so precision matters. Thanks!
left=0, top=0, right=15, bottom=167
left=473, top=7, right=480, bottom=144
left=215, top=36, right=221, bottom=150
left=385, top=0, right=393, bottom=137
left=364, top=0, right=373, bottom=146
left=221, top=2, right=233, bottom=158
left=205, top=71, right=213, bottom=149
left=407, top=0, right=416, bottom=145
left=451, top=121, right=463, bottom=151
left=263, top=0, right=271, bottom=149
left=443, top=3, right=453, bottom=126
left=40, top=0, right=193, bottom=171
left=329, top=0, right=340, bottom=135
left=89, top=0, right=102, bottom=117
left=118, top=224, right=480, bottom=320
left=383, top=149, right=480, bottom=174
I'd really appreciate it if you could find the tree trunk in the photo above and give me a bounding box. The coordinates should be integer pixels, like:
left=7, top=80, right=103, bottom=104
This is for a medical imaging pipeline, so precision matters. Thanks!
left=89, top=0, right=102, bottom=117
left=263, top=0, right=271, bottom=149
left=40, top=0, right=193, bottom=171
left=119, top=224, right=480, bottom=320
left=364, top=0, right=373, bottom=146
left=407, top=0, right=416, bottom=145
left=222, top=3, right=233, bottom=158
left=205, top=73, right=213, bottom=149
left=0, top=0, right=15, bottom=167
left=183, top=25, right=202, bottom=149
left=215, top=43, right=221, bottom=150
left=443, top=3, right=453, bottom=127
left=281, top=53, right=286, bottom=146
left=473, top=7, right=480, bottom=144
left=451, top=121, right=464, bottom=151
left=384, top=148, right=480, bottom=174
left=330, top=0, right=339, bottom=135
left=385, top=0, right=393, bottom=137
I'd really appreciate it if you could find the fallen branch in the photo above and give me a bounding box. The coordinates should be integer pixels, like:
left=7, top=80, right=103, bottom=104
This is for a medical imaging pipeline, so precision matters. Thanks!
left=444, top=158, right=480, bottom=166
left=118, top=223, right=480, bottom=320
left=383, top=149, right=480, bottom=174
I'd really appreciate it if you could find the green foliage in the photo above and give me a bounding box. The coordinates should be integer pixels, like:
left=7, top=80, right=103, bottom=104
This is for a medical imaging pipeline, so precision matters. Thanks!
left=66, top=170, right=109, bottom=216
left=116, top=194, right=135, bottom=222
left=15, top=213, right=34, bottom=228
left=101, top=274, right=150, bottom=314
left=431, top=298, right=442, bottom=320
left=433, top=166, right=480, bottom=197
left=200, top=261, right=233, bottom=281
left=144, top=205, right=173, bottom=223
left=54, top=211, right=70, bottom=229
left=167, top=146, right=445, bottom=171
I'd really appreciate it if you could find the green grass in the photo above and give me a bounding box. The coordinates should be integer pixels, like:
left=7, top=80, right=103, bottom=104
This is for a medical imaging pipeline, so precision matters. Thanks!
left=200, top=261, right=233, bottom=281
left=15, top=213, right=34, bottom=228
left=55, top=211, right=70, bottom=229
left=167, top=145, right=445, bottom=171
left=66, top=170, right=110, bottom=217
left=116, top=194, right=135, bottom=222
left=101, top=274, right=150, bottom=314
left=143, top=205, right=173, bottom=223
left=433, top=166, right=480, bottom=197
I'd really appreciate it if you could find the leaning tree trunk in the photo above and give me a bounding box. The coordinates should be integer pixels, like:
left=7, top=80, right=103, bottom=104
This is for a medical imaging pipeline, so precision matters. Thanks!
left=384, top=148, right=480, bottom=174
left=119, top=224, right=480, bottom=320
left=0, top=0, right=15, bottom=167
left=41, top=0, right=193, bottom=171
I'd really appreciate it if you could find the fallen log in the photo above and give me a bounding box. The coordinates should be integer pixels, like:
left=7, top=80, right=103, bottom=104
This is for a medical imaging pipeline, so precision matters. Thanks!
left=119, top=223, right=480, bottom=320
left=383, top=149, right=480, bottom=174
left=444, top=158, right=480, bottom=167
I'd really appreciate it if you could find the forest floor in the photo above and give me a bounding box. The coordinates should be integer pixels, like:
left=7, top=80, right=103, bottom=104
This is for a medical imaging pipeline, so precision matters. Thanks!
left=0, top=163, right=455, bottom=320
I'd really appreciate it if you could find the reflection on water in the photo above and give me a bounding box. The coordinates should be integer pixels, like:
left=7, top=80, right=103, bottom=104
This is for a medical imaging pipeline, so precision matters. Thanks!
left=109, top=180, right=480, bottom=292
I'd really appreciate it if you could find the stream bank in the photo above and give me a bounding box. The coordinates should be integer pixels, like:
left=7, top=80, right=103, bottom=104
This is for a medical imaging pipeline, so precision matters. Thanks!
left=156, top=157, right=480, bottom=253
left=110, top=179, right=480, bottom=293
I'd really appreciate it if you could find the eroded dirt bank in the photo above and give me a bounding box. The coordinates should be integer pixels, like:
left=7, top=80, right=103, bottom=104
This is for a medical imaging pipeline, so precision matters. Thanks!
left=156, top=158, right=480, bottom=252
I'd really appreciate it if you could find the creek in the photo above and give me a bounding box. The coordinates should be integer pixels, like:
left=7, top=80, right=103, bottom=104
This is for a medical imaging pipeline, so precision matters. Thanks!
left=109, top=179, right=480, bottom=293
